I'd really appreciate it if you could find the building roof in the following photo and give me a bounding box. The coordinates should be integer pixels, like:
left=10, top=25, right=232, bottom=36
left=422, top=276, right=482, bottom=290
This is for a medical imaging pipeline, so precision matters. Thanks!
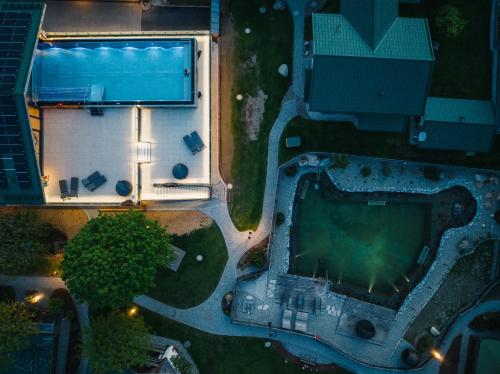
left=424, top=97, right=496, bottom=125
left=309, top=54, right=433, bottom=115
left=418, top=98, right=496, bottom=152
left=0, top=1, right=44, bottom=205
left=312, top=13, right=433, bottom=61
left=340, top=0, right=398, bottom=50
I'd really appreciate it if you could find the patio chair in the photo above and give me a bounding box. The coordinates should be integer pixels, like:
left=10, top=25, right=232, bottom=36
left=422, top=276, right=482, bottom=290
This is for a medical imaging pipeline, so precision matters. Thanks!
left=82, top=171, right=100, bottom=187
left=87, top=175, right=107, bottom=192
left=69, top=177, right=79, bottom=197
left=282, top=309, right=293, bottom=330
left=190, top=131, right=206, bottom=151
left=183, top=134, right=198, bottom=155
left=59, top=179, right=69, bottom=200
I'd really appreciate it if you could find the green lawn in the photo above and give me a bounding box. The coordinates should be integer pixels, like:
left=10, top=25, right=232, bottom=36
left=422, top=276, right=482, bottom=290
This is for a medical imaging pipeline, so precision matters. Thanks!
left=400, top=0, right=491, bottom=99
left=228, top=0, right=293, bottom=230
left=147, top=224, right=228, bottom=309
left=142, top=309, right=352, bottom=374
left=280, top=119, right=500, bottom=170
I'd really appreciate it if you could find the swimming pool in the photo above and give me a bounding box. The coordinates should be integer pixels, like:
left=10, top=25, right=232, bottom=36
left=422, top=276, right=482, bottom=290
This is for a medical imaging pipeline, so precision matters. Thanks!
left=293, top=185, right=428, bottom=294
left=30, top=39, right=195, bottom=105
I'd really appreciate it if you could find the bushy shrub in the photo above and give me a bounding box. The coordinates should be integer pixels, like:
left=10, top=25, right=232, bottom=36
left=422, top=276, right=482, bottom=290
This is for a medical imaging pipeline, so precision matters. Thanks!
left=361, top=166, right=372, bottom=178
left=247, top=249, right=267, bottom=268
left=275, top=212, right=285, bottom=226
left=435, top=5, right=467, bottom=39
left=331, top=154, right=350, bottom=170
left=423, top=166, right=442, bottom=182
left=0, top=211, right=52, bottom=275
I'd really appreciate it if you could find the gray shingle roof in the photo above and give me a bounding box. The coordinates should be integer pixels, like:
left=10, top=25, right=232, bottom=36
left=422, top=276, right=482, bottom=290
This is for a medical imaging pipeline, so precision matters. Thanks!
left=424, top=97, right=495, bottom=125
left=312, top=13, right=433, bottom=61
left=418, top=98, right=496, bottom=152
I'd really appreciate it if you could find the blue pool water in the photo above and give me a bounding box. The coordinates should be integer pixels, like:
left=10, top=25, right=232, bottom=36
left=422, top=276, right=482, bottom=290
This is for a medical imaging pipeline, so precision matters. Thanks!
left=31, top=39, right=194, bottom=105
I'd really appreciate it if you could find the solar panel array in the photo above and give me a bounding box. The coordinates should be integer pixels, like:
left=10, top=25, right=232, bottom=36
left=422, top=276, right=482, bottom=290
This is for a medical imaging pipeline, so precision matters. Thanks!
left=0, top=11, right=33, bottom=191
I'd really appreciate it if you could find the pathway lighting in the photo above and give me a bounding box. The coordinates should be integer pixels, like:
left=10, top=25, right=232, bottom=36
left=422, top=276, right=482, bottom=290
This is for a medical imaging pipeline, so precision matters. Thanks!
left=128, top=306, right=138, bottom=317
left=430, top=349, right=444, bottom=362
left=26, top=292, right=44, bottom=304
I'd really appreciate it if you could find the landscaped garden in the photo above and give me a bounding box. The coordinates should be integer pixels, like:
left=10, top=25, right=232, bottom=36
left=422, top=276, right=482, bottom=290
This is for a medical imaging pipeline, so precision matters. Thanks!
left=141, top=309, right=352, bottom=374
left=225, top=0, right=293, bottom=230
left=0, top=208, right=87, bottom=277
left=405, top=239, right=496, bottom=346
left=280, top=120, right=500, bottom=170
left=147, top=223, right=228, bottom=308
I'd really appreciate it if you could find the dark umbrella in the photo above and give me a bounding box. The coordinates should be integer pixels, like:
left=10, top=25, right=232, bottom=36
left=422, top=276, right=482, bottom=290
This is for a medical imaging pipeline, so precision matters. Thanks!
left=115, top=180, right=132, bottom=196
left=355, top=319, right=376, bottom=339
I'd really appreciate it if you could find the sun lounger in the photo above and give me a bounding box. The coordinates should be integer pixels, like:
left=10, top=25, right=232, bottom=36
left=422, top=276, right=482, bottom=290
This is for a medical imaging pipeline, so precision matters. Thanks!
left=190, top=131, right=206, bottom=151
left=69, top=177, right=78, bottom=197
left=183, top=135, right=198, bottom=155
left=59, top=179, right=69, bottom=200
left=82, top=171, right=100, bottom=187
left=87, top=175, right=107, bottom=192
left=295, top=311, right=309, bottom=333
left=282, top=309, right=293, bottom=330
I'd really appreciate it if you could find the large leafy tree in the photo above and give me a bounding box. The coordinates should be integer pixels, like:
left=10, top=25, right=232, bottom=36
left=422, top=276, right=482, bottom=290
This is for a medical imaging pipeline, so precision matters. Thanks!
left=0, top=211, right=51, bottom=274
left=62, top=212, right=172, bottom=308
left=0, top=301, right=35, bottom=367
left=84, top=311, right=151, bottom=374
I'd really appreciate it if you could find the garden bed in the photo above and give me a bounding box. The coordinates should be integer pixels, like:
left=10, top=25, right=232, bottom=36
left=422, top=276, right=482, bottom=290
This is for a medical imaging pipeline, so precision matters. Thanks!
left=405, top=240, right=496, bottom=344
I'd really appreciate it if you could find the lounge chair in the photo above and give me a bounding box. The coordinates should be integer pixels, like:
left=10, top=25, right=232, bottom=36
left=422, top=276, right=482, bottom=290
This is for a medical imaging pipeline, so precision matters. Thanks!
left=87, top=175, right=107, bottom=192
left=190, top=131, right=206, bottom=151
left=59, top=179, right=69, bottom=200
left=82, top=171, right=100, bottom=187
left=183, top=135, right=198, bottom=155
left=69, top=177, right=79, bottom=197
left=282, top=309, right=293, bottom=330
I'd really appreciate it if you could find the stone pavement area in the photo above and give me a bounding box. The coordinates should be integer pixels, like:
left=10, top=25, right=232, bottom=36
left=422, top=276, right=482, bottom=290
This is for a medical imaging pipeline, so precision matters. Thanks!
left=231, top=153, right=499, bottom=367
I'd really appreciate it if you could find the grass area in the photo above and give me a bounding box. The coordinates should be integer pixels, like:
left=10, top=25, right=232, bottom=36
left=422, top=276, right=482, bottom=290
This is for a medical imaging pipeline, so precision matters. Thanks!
left=228, top=0, right=293, bottom=230
left=400, top=0, right=491, bottom=99
left=279, top=119, right=500, bottom=169
left=147, top=224, right=228, bottom=309
left=404, top=240, right=496, bottom=343
left=141, top=309, right=352, bottom=374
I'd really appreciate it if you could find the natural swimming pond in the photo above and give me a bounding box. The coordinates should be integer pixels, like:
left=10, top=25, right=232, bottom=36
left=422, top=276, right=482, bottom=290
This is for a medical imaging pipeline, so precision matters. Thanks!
left=293, top=184, right=428, bottom=294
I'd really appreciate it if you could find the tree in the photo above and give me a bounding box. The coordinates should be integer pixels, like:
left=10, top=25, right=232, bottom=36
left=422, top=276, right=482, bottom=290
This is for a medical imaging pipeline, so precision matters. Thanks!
left=0, top=301, right=35, bottom=367
left=435, top=5, right=467, bottom=39
left=62, top=212, right=172, bottom=308
left=0, top=211, right=52, bottom=274
left=84, top=310, right=151, bottom=373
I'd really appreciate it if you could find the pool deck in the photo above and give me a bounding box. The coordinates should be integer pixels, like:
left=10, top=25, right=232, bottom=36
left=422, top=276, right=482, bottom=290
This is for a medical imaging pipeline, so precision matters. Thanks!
left=231, top=154, right=500, bottom=367
left=41, top=35, right=211, bottom=204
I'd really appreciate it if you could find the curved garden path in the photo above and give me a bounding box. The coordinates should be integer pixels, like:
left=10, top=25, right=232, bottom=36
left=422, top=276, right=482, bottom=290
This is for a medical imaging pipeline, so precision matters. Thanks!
left=135, top=1, right=500, bottom=373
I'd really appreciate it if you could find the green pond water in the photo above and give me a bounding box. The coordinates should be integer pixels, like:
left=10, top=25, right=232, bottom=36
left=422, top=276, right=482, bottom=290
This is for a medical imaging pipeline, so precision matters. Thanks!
left=294, top=187, right=427, bottom=293
left=476, top=339, right=500, bottom=374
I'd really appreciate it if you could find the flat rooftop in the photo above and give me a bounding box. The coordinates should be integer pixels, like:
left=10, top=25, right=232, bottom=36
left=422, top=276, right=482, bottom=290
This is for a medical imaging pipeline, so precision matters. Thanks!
left=41, top=35, right=210, bottom=204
